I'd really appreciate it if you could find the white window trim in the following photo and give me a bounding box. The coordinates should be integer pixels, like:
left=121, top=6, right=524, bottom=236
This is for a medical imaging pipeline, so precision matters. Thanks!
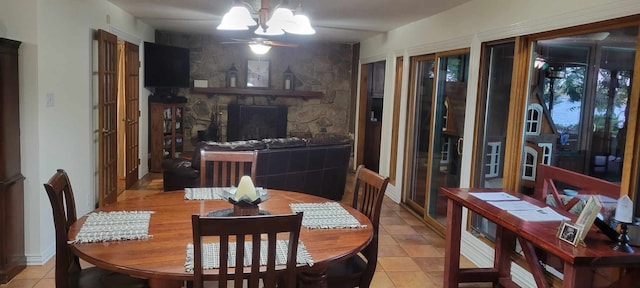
left=525, top=104, right=543, bottom=136
left=485, top=141, right=501, bottom=178
left=538, top=142, right=553, bottom=165
left=522, top=146, right=538, bottom=181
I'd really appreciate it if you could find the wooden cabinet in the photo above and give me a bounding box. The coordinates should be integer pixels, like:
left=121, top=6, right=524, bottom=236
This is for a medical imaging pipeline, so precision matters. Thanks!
left=0, top=38, right=26, bottom=284
left=149, top=98, right=185, bottom=172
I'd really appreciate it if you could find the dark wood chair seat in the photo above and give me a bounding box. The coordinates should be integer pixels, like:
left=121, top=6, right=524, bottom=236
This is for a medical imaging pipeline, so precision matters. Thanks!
left=44, top=169, right=148, bottom=288
left=326, top=165, right=389, bottom=288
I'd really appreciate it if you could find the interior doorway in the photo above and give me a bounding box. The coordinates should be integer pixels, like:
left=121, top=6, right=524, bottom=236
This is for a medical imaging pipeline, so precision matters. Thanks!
left=358, top=61, right=385, bottom=172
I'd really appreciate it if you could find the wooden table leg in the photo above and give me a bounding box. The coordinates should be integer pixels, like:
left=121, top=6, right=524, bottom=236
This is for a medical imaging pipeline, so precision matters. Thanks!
left=444, top=198, right=463, bottom=288
left=494, top=226, right=515, bottom=284
left=298, top=270, right=328, bottom=288
left=563, top=263, right=593, bottom=288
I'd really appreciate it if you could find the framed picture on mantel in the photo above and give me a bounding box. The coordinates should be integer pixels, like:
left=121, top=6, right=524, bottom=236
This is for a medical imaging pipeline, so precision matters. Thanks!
left=246, top=59, right=270, bottom=88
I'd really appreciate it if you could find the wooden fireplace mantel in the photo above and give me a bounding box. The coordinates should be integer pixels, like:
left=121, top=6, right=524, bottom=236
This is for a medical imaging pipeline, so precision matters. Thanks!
left=190, top=87, right=324, bottom=99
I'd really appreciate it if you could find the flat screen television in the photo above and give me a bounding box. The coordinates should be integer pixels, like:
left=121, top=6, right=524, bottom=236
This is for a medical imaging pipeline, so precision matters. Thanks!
left=144, top=42, right=190, bottom=88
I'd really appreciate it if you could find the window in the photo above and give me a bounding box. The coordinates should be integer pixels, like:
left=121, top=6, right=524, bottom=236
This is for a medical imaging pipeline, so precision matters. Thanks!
left=522, top=146, right=538, bottom=181
left=538, top=142, right=552, bottom=165
left=486, top=142, right=502, bottom=178
left=525, top=104, right=542, bottom=135
left=441, top=137, right=450, bottom=165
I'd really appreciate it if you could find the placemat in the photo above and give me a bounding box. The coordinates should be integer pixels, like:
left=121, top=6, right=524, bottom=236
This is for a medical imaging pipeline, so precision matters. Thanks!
left=185, top=240, right=313, bottom=272
left=71, top=211, right=153, bottom=243
left=289, top=202, right=367, bottom=229
left=184, top=187, right=226, bottom=200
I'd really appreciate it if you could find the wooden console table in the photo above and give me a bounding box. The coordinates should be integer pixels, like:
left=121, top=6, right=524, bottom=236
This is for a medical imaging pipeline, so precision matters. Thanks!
left=442, top=187, right=640, bottom=288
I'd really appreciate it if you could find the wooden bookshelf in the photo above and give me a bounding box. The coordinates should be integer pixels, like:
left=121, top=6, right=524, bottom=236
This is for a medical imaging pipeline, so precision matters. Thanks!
left=190, top=87, right=324, bottom=99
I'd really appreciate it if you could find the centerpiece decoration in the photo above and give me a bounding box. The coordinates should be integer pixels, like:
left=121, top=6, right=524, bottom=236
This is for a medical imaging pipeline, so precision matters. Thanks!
left=225, top=176, right=269, bottom=216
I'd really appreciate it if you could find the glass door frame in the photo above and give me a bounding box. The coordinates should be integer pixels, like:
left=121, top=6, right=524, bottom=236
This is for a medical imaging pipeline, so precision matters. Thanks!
left=402, top=48, right=471, bottom=233
left=403, top=54, right=436, bottom=216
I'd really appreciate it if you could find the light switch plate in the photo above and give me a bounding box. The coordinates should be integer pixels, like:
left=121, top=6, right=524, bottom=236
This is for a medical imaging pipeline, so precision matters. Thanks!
left=46, top=93, right=55, bottom=107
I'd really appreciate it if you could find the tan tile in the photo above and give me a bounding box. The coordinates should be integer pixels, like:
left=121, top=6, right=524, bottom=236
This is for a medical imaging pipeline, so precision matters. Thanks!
left=460, top=256, right=479, bottom=268
left=380, top=216, right=408, bottom=225
left=387, top=271, right=435, bottom=287
left=424, top=270, right=444, bottom=286
left=378, top=234, right=397, bottom=246
left=383, top=225, right=418, bottom=235
left=31, top=279, right=55, bottom=288
left=398, top=215, right=425, bottom=226
left=378, top=225, right=389, bottom=236
left=377, top=257, right=420, bottom=272
left=400, top=244, right=444, bottom=257
left=13, top=266, right=50, bottom=280
left=370, top=271, right=396, bottom=288
left=377, top=245, right=408, bottom=257
left=412, top=257, right=445, bottom=272
left=1, top=278, right=39, bottom=288
left=392, top=234, right=431, bottom=245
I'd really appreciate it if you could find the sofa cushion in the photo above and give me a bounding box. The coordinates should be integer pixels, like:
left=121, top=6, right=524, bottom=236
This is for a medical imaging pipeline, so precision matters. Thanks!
left=262, top=137, right=307, bottom=149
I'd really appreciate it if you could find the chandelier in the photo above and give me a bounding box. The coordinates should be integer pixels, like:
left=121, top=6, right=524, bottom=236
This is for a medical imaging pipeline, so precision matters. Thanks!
left=217, top=0, right=316, bottom=36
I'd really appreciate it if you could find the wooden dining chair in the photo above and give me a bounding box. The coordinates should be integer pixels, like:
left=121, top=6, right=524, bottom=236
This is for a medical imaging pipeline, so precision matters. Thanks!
left=199, top=150, right=258, bottom=187
left=191, top=213, right=303, bottom=288
left=326, top=165, right=390, bottom=288
left=43, top=169, right=148, bottom=288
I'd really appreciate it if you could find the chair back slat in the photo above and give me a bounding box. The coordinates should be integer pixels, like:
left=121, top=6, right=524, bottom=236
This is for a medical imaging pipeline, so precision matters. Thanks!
left=191, top=213, right=303, bottom=288
left=200, top=150, right=258, bottom=187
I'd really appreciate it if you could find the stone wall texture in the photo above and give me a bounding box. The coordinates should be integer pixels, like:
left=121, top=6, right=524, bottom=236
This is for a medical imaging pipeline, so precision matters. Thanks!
left=154, top=31, right=354, bottom=151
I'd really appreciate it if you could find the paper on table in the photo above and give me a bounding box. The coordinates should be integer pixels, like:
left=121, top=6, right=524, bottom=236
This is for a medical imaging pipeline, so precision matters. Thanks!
left=469, top=192, right=519, bottom=201
left=507, top=207, right=570, bottom=222
left=487, top=200, right=541, bottom=211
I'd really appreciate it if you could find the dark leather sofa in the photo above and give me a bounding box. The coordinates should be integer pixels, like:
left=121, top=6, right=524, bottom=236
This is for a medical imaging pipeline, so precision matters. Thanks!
left=161, top=136, right=352, bottom=201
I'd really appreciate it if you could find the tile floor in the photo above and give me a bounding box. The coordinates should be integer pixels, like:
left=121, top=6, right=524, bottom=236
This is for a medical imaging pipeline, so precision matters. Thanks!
left=1, top=172, right=488, bottom=288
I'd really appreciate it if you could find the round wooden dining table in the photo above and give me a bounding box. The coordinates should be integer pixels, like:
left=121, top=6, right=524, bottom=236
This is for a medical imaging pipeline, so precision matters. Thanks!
left=68, top=190, right=373, bottom=288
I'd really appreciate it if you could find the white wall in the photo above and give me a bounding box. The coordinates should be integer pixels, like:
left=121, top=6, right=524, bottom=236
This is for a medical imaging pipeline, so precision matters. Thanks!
left=0, top=0, right=154, bottom=264
left=358, top=0, right=640, bottom=286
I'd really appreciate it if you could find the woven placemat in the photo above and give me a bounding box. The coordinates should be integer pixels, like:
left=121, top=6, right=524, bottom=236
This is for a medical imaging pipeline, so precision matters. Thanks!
left=184, top=187, right=226, bottom=200
left=71, top=211, right=153, bottom=243
left=185, top=240, right=313, bottom=272
left=289, top=202, right=367, bottom=229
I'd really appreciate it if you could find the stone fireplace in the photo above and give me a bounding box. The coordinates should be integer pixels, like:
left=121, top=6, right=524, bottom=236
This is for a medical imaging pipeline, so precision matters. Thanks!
left=227, top=104, right=288, bottom=141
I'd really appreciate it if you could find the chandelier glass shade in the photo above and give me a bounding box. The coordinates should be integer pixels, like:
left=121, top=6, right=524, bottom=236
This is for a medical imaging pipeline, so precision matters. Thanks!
left=248, top=43, right=272, bottom=54
left=217, top=0, right=315, bottom=35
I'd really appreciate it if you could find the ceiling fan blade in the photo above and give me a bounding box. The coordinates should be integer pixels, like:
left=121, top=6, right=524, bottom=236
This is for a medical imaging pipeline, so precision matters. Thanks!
left=264, top=40, right=298, bottom=48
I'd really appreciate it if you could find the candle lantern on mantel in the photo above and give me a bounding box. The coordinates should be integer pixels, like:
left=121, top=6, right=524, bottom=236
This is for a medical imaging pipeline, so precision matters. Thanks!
left=226, top=63, right=238, bottom=88
left=283, top=66, right=295, bottom=91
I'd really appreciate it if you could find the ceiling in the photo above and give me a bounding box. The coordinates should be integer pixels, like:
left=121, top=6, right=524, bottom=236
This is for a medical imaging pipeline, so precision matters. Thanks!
left=108, top=0, right=471, bottom=44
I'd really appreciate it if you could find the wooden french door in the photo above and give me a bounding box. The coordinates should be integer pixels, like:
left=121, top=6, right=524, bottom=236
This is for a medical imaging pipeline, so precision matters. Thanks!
left=124, top=42, right=140, bottom=188
left=97, top=29, right=118, bottom=207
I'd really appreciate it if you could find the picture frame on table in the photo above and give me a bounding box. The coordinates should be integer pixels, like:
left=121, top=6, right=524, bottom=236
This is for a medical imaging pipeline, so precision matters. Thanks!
left=558, top=221, right=581, bottom=246
left=575, top=195, right=602, bottom=244
left=246, top=59, right=270, bottom=88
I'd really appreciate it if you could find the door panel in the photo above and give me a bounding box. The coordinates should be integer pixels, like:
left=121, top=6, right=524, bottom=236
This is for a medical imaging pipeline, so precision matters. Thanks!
left=404, top=55, right=436, bottom=214
left=97, top=29, right=118, bottom=207
left=125, top=42, right=140, bottom=188
left=426, top=52, right=470, bottom=227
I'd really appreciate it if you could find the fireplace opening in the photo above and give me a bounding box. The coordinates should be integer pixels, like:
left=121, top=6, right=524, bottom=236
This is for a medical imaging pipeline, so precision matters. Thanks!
left=227, top=104, right=288, bottom=141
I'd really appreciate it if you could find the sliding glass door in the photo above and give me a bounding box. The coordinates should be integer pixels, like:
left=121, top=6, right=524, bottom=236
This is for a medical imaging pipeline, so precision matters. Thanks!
left=405, top=55, right=435, bottom=214
left=403, top=50, right=470, bottom=230
left=426, top=51, right=470, bottom=227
